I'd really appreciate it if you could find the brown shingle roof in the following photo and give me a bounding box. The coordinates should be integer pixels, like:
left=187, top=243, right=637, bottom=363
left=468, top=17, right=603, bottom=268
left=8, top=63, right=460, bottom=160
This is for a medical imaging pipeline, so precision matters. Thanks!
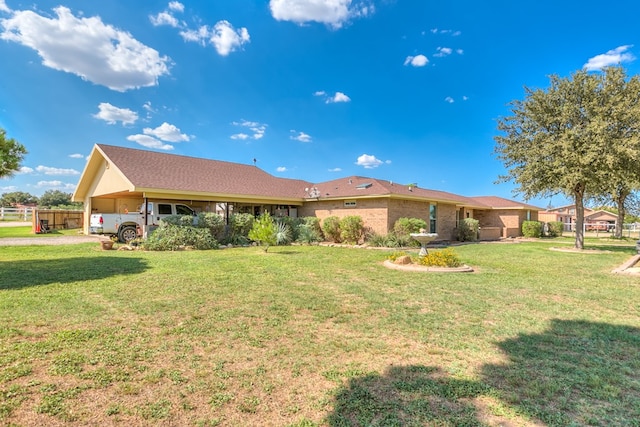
left=310, top=176, right=487, bottom=207
left=470, top=196, right=542, bottom=210
left=97, top=144, right=310, bottom=200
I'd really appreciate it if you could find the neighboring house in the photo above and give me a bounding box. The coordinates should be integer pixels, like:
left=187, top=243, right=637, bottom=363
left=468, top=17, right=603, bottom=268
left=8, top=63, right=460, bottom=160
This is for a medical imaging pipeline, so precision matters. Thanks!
left=539, top=204, right=618, bottom=231
left=73, top=144, right=541, bottom=240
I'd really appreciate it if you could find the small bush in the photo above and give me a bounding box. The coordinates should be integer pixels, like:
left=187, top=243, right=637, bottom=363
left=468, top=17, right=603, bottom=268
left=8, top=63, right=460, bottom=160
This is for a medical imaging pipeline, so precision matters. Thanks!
left=522, top=221, right=542, bottom=238
left=296, top=224, right=322, bottom=244
left=393, top=217, right=427, bottom=237
left=224, top=213, right=254, bottom=245
left=275, top=221, right=292, bottom=245
left=197, top=212, right=226, bottom=240
left=366, top=232, right=390, bottom=247
left=303, top=217, right=323, bottom=240
left=546, top=221, right=564, bottom=237
left=416, top=248, right=462, bottom=267
left=340, top=215, right=364, bottom=244
left=457, top=218, right=479, bottom=242
left=322, top=216, right=341, bottom=243
left=160, top=214, right=194, bottom=227
left=248, top=212, right=277, bottom=252
left=144, top=223, right=218, bottom=251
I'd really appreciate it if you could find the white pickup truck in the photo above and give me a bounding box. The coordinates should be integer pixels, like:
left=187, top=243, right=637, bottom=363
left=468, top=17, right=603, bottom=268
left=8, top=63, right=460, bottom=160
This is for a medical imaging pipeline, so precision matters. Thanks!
left=89, top=202, right=196, bottom=242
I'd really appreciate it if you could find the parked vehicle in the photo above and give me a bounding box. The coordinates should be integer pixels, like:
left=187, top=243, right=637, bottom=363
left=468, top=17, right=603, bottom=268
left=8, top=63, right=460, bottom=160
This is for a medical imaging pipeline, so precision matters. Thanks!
left=90, top=202, right=196, bottom=242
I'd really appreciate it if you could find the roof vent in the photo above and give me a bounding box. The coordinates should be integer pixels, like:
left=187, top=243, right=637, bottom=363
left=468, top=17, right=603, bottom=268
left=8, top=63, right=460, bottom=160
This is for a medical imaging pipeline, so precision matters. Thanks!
left=356, top=183, right=372, bottom=190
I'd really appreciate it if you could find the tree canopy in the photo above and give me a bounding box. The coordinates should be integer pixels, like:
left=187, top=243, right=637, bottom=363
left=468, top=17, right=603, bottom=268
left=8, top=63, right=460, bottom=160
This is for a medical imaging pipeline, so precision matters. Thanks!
left=0, top=191, right=38, bottom=207
left=0, top=128, right=27, bottom=178
left=495, top=66, right=640, bottom=248
left=38, top=190, right=82, bottom=209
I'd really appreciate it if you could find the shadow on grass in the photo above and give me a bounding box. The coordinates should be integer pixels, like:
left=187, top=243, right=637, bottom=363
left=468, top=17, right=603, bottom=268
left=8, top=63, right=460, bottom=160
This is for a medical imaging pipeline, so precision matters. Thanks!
left=326, top=365, right=488, bottom=426
left=1, top=256, right=149, bottom=290
left=326, top=320, right=640, bottom=426
left=483, top=319, right=640, bottom=426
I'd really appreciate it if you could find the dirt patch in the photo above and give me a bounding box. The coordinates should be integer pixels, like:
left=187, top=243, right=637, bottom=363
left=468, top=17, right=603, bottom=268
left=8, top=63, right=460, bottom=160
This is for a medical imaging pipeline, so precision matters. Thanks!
left=549, top=247, right=612, bottom=254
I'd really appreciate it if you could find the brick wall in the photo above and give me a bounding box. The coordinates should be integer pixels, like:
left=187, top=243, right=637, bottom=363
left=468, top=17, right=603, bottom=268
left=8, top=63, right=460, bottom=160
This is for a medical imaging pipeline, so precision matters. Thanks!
left=298, top=199, right=390, bottom=235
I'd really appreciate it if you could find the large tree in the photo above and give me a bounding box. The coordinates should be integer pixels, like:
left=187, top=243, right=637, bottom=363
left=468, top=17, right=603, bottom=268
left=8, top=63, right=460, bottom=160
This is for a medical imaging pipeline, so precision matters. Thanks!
left=0, top=191, right=38, bottom=207
left=0, top=128, right=27, bottom=178
left=495, top=67, right=640, bottom=249
left=38, top=190, right=74, bottom=208
left=591, top=67, right=640, bottom=238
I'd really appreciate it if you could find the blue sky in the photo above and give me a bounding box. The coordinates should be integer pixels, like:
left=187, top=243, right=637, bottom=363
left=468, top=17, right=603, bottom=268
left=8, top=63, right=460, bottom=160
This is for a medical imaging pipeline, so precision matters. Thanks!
left=1, top=0, right=638, bottom=208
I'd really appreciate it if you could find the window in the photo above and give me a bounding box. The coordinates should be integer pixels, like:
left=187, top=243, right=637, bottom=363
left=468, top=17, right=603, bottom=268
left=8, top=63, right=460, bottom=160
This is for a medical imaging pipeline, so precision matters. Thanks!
left=176, top=204, right=195, bottom=215
left=429, top=203, right=437, bottom=233
left=158, top=204, right=172, bottom=215
left=344, top=201, right=356, bottom=207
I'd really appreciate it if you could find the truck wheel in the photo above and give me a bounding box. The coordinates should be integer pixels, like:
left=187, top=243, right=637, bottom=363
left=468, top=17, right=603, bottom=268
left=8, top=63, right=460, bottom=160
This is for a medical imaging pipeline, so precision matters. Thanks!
left=118, top=226, right=137, bottom=243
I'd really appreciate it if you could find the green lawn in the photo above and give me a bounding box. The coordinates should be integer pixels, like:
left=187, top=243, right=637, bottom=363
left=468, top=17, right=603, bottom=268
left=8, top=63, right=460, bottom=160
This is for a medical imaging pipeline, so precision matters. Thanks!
left=0, top=226, right=81, bottom=238
left=1, top=241, right=639, bottom=426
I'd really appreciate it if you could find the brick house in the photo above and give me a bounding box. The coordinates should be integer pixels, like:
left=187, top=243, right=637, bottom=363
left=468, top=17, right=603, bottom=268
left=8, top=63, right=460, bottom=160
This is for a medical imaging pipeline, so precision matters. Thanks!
left=539, top=205, right=618, bottom=231
left=73, top=144, right=540, bottom=240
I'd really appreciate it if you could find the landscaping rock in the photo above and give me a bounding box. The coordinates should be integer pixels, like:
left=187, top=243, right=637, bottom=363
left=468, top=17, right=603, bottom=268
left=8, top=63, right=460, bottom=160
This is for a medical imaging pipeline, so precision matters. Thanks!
left=394, top=255, right=413, bottom=265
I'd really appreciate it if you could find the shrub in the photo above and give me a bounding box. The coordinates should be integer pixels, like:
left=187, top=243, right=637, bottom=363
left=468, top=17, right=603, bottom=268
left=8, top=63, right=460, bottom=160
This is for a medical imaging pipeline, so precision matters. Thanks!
left=160, top=214, right=194, bottom=227
left=456, top=218, right=479, bottom=242
left=224, top=213, right=254, bottom=245
left=248, top=212, right=277, bottom=252
left=366, top=232, right=390, bottom=247
left=393, top=217, right=427, bottom=237
left=275, top=221, right=292, bottom=245
left=296, top=223, right=322, bottom=244
left=322, top=216, right=341, bottom=242
left=546, top=221, right=564, bottom=237
left=522, top=220, right=542, bottom=238
left=303, top=217, right=323, bottom=240
left=416, top=248, right=462, bottom=267
left=144, top=223, right=218, bottom=251
left=196, top=212, right=226, bottom=240
left=339, top=215, right=364, bottom=244
left=275, top=216, right=302, bottom=241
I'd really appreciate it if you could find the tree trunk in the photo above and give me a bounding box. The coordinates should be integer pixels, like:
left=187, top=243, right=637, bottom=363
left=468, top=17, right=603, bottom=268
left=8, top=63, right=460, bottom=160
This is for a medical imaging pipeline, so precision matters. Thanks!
left=614, top=191, right=628, bottom=239
left=574, top=184, right=586, bottom=249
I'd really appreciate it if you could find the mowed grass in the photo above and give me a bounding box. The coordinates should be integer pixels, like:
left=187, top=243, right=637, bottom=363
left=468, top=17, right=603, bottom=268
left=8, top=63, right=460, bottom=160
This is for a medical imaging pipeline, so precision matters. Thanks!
left=0, top=226, right=81, bottom=238
left=1, top=241, right=639, bottom=426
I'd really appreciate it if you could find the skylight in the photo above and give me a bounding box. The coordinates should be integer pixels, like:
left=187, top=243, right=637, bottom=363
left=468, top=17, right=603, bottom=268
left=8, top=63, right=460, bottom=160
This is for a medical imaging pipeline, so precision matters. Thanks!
left=356, top=183, right=372, bottom=189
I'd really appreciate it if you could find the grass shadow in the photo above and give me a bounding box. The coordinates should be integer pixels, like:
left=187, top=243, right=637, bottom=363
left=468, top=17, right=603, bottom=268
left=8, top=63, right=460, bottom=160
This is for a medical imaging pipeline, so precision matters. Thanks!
left=326, top=365, right=488, bottom=426
left=1, top=256, right=149, bottom=290
left=482, top=319, right=640, bottom=426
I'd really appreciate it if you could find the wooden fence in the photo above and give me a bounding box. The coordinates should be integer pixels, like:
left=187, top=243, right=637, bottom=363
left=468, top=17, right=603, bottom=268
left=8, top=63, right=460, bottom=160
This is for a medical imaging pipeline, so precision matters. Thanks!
left=33, top=209, right=84, bottom=231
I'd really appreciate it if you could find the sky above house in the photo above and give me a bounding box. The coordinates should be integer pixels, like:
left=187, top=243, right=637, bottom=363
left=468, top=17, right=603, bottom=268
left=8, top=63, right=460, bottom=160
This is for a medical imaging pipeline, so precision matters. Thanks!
left=1, top=0, right=638, bottom=208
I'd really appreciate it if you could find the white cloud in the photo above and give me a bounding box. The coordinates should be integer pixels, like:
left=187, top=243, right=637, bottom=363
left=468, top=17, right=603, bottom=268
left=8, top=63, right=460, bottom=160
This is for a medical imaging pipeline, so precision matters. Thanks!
left=1, top=186, right=18, bottom=192
left=329, top=91, right=351, bottom=103
left=168, top=2, right=184, bottom=13
left=355, top=154, right=384, bottom=168
left=0, top=0, right=10, bottom=13
left=179, top=21, right=250, bottom=56
left=269, top=0, right=374, bottom=29
left=584, top=45, right=635, bottom=71
left=150, top=11, right=179, bottom=27
left=328, top=167, right=342, bottom=172
left=35, top=180, right=76, bottom=190
left=211, top=20, right=250, bottom=56
left=143, top=122, right=189, bottom=142
left=404, top=54, right=428, bottom=67
left=456, top=49, right=464, bottom=55
left=35, top=166, right=80, bottom=176
left=1, top=6, right=170, bottom=92
left=316, top=90, right=351, bottom=103
left=444, top=96, right=454, bottom=103
left=290, top=130, right=312, bottom=142
left=462, top=96, right=469, bottom=101
left=68, top=153, right=84, bottom=159
left=17, top=166, right=34, bottom=174
left=276, top=166, right=287, bottom=172
left=94, top=102, right=138, bottom=125
left=127, top=134, right=174, bottom=150
left=430, top=28, right=461, bottom=36
left=434, top=47, right=452, bottom=57
left=231, top=120, right=266, bottom=140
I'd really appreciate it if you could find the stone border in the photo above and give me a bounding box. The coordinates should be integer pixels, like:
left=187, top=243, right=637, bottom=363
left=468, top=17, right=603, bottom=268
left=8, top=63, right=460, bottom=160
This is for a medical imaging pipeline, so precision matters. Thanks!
left=383, top=260, right=474, bottom=273
left=612, top=254, right=640, bottom=275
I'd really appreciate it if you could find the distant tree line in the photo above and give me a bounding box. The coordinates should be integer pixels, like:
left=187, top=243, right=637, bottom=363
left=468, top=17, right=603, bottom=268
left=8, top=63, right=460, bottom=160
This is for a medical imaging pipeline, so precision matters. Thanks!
left=1, top=190, right=82, bottom=209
